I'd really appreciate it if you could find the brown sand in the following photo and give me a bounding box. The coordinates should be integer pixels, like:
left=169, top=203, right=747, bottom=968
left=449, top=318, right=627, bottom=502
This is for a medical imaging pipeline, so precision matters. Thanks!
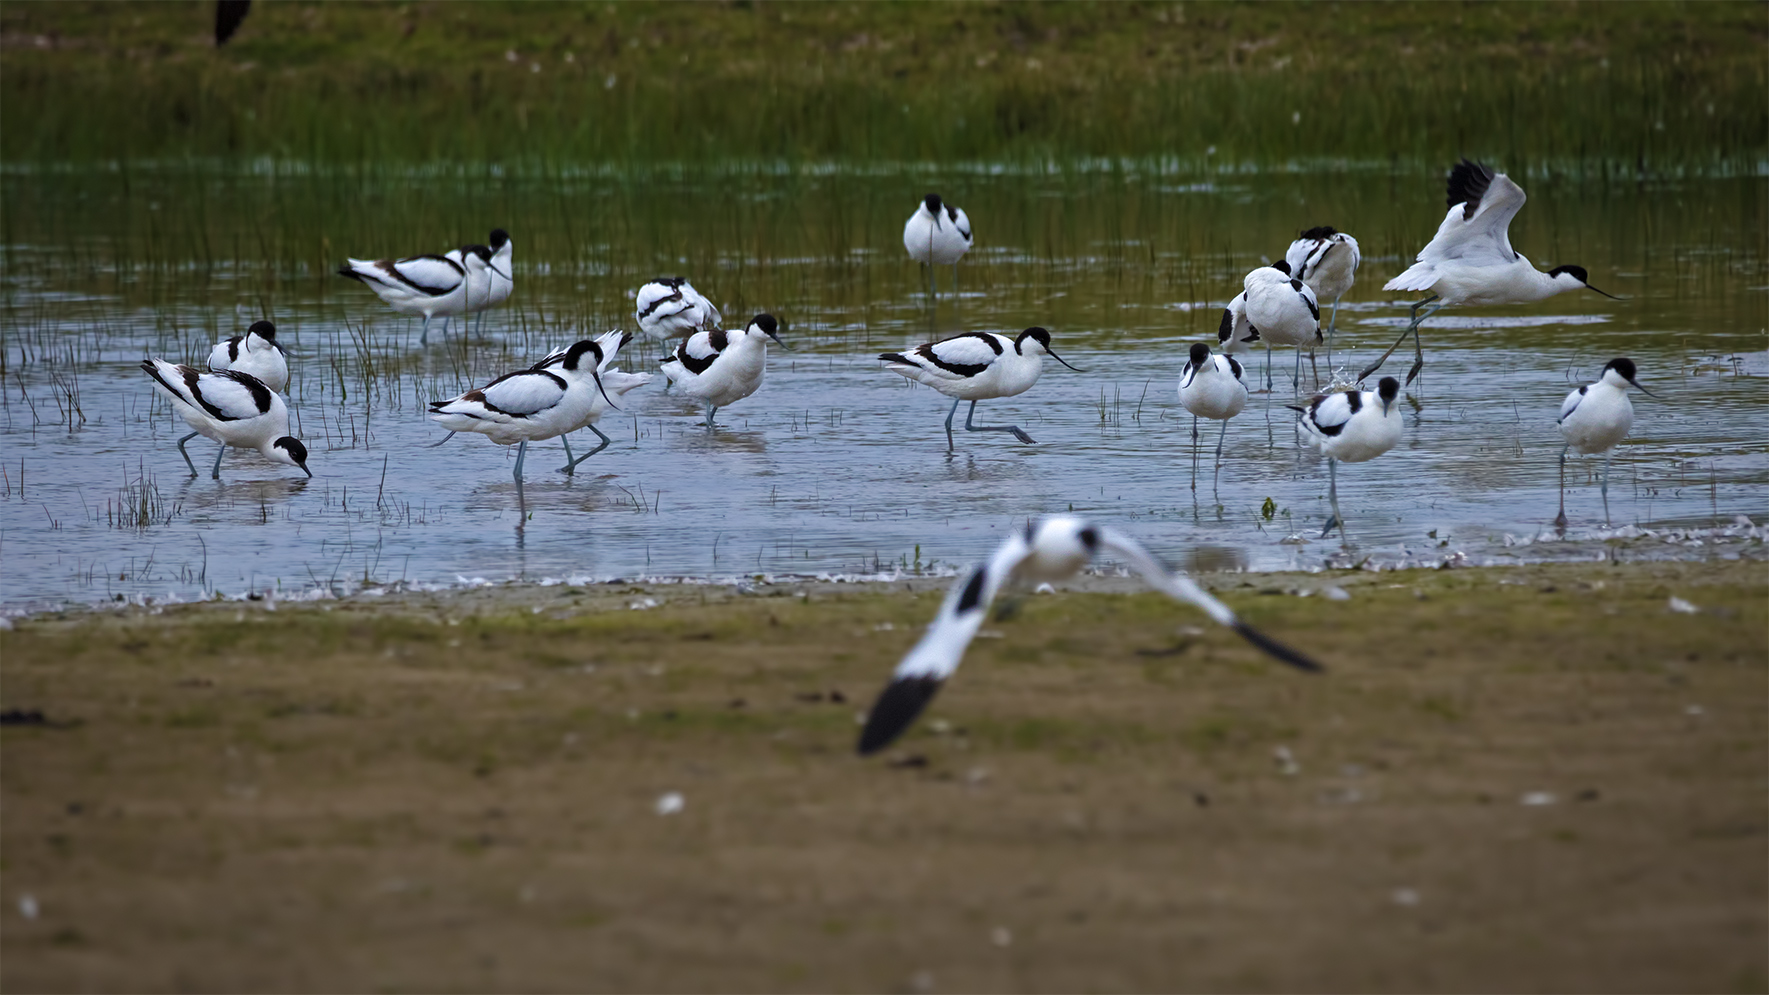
left=3, top=559, right=1765, bottom=993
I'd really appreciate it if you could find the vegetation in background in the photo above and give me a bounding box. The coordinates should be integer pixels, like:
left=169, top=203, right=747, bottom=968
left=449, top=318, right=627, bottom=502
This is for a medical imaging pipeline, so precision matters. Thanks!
left=1, top=1, right=1764, bottom=171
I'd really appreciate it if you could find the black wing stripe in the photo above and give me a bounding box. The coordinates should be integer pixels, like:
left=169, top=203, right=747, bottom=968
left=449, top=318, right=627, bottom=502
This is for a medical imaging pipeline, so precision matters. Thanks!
left=858, top=676, right=945, bottom=756
left=1447, top=158, right=1495, bottom=219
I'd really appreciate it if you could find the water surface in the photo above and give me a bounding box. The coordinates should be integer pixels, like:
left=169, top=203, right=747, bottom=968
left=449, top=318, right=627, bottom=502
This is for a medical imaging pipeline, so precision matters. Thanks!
left=2, top=163, right=1764, bottom=609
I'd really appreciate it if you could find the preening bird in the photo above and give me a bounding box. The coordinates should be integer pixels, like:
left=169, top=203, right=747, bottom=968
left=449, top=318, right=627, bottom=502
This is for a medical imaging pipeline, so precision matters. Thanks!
left=1177, top=342, right=1248, bottom=492
left=856, top=516, right=1323, bottom=756
left=337, top=251, right=471, bottom=344
left=141, top=359, right=310, bottom=479
left=1292, top=377, right=1404, bottom=540
left=660, top=314, right=784, bottom=429
left=1366, top=159, right=1620, bottom=384
left=206, top=319, right=288, bottom=392
left=1555, top=357, right=1655, bottom=528
left=1219, top=262, right=1322, bottom=392
left=445, top=231, right=514, bottom=335
left=903, top=193, right=973, bottom=298
left=1285, top=227, right=1360, bottom=367
left=635, top=277, right=722, bottom=340
left=879, top=327, right=1081, bottom=452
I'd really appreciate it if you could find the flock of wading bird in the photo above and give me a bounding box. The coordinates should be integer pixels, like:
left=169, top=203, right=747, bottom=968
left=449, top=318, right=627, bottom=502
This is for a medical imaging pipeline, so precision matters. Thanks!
left=136, top=159, right=1651, bottom=754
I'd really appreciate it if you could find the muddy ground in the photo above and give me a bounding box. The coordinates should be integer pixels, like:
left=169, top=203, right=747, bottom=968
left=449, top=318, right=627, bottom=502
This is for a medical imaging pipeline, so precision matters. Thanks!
left=3, top=559, right=1765, bottom=993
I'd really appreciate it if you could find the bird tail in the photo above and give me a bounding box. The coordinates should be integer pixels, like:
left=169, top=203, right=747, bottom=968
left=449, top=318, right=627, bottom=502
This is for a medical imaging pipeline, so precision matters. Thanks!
left=1382, top=262, right=1438, bottom=294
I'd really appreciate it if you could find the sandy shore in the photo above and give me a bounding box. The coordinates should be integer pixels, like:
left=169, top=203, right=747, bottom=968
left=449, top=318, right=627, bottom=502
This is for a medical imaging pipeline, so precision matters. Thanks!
left=3, top=558, right=1764, bottom=993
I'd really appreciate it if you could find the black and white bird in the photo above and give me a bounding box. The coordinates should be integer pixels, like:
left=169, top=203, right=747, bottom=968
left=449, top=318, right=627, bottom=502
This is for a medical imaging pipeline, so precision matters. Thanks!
left=635, top=277, right=722, bottom=340
left=856, top=516, right=1323, bottom=756
left=659, top=314, right=784, bottom=430
left=903, top=193, right=973, bottom=298
left=535, top=329, right=653, bottom=474
left=337, top=251, right=472, bottom=344
left=1366, top=159, right=1620, bottom=384
left=879, top=327, right=1081, bottom=452
left=1177, top=342, right=1248, bottom=492
left=1220, top=262, right=1322, bottom=392
left=429, top=337, right=618, bottom=482
left=446, top=231, right=514, bottom=335
left=141, top=359, right=311, bottom=479
left=1285, top=227, right=1360, bottom=367
left=206, top=319, right=288, bottom=392
left=1555, top=357, right=1655, bottom=528
left=1292, top=377, right=1404, bottom=539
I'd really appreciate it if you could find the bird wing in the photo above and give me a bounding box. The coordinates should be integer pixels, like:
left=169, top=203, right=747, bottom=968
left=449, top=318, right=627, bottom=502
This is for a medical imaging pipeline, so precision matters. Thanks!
left=681, top=282, right=722, bottom=328
left=1290, top=278, right=1321, bottom=322
left=1301, top=390, right=1360, bottom=438
left=157, top=367, right=273, bottom=421
left=886, top=333, right=1004, bottom=379
left=636, top=280, right=688, bottom=321
left=950, top=206, right=974, bottom=244
left=476, top=369, right=568, bottom=417
left=857, top=529, right=1035, bottom=755
left=1094, top=527, right=1323, bottom=673
left=666, top=329, right=728, bottom=376
left=1558, top=385, right=1587, bottom=424
left=1218, top=293, right=1254, bottom=352
left=1421, top=161, right=1527, bottom=269
left=593, top=329, right=632, bottom=372
left=387, top=255, right=465, bottom=295
left=207, top=336, right=243, bottom=370
left=1284, top=237, right=1319, bottom=278
left=1223, top=355, right=1246, bottom=381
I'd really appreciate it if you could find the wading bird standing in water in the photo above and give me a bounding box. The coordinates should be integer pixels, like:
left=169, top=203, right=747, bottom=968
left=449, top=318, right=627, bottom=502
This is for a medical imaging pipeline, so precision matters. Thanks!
left=1292, top=377, right=1404, bottom=541
left=1368, top=159, right=1620, bottom=385
left=856, top=517, right=1323, bottom=755
left=879, top=327, right=1081, bottom=452
left=141, top=359, right=310, bottom=479
left=1556, top=357, right=1655, bottom=528
left=1177, top=342, right=1248, bottom=492
left=903, top=193, right=972, bottom=299
left=1286, top=227, right=1360, bottom=369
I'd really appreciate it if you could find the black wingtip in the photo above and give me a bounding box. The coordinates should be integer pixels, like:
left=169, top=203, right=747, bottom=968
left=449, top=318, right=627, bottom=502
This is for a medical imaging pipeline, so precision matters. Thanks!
left=878, top=352, right=911, bottom=365
left=857, top=676, right=945, bottom=756
left=1231, top=621, right=1324, bottom=674
left=215, top=0, right=251, bottom=45
left=336, top=267, right=364, bottom=281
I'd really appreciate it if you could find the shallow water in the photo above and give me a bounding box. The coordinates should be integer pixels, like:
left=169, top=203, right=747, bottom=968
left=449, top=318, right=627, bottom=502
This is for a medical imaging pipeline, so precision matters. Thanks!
left=2, top=163, right=1765, bottom=609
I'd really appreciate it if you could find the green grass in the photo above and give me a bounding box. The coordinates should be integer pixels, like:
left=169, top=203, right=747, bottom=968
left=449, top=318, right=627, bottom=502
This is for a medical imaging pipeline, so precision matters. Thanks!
left=2, top=1, right=1763, bottom=169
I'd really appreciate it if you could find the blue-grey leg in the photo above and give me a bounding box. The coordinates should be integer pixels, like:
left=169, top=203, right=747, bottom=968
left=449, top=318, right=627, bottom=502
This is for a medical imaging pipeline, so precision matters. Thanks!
left=1554, top=444, right=1571, bottom=528
left=704, top=404, right=718, bottom=430
left=964, top=400, right=1035, bottom=445
left=561, top=424, right=613, bottom=474
left=1264, top=343, right=1274, bottom=392
left=1189, top=414, right=1201, bottom=491
left=211, top=442, right=227, bottom=479
left=561, top=434, right=574, bottom=467
left=175, top=431, right=201, bottom=477
left=1326, top=296, right=1342, bottom=367
left=944, top=397, right=962, bottom=452
left=512, top=439, right=528, bottom=482
left=1359, top=293, right=1440, bottom=382
left=1213, top=418, right=1229, bottom=491
left=1600, top=449, right=1614, bottom=526
left=1291, top=348, right=1303, bottom=391
left=1404, top=302, right=1443, bottom=385
left=419, top=314, right=432, bottom=345
left=1321, top=457, right=1344, bottom=539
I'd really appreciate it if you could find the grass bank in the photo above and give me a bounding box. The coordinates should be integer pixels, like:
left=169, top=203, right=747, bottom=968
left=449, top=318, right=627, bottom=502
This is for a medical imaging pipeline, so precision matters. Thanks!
left=3, top=559, right=1764, bottom=991
left=2, top=1, right=1764, bottom=171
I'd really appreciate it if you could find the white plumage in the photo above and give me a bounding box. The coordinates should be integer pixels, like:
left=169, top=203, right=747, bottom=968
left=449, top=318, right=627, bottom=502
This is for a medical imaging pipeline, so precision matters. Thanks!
left=536, top=330, right=653, bottom=474
left=1293, top=377, right=1403, bottom=539
left=429, top=336, right=618, bottom=481
left=1285, top=226, right=1360, bottom=365
left=856, top=516, right=1323, bottom=755
left=1177, top=342, right=1248, bottom=491
left=1555, top=357, right=1654, bottom=527
left=1219, top=262, right=1322, bottom=391
left=660, top=314, right=783, bottom=429
left=337, top=252, right=470, bottom=344
left=635, top=277, right=722, bottom=340
left=1367, top=160, right=1618, bottom=384
left=903, top=193, right=972, bottom=297
left=879, top=327, right=1080, bottom=451
left=206, top=320, right=288, bottom=392
left=141, top=359, right=310, bottom=479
